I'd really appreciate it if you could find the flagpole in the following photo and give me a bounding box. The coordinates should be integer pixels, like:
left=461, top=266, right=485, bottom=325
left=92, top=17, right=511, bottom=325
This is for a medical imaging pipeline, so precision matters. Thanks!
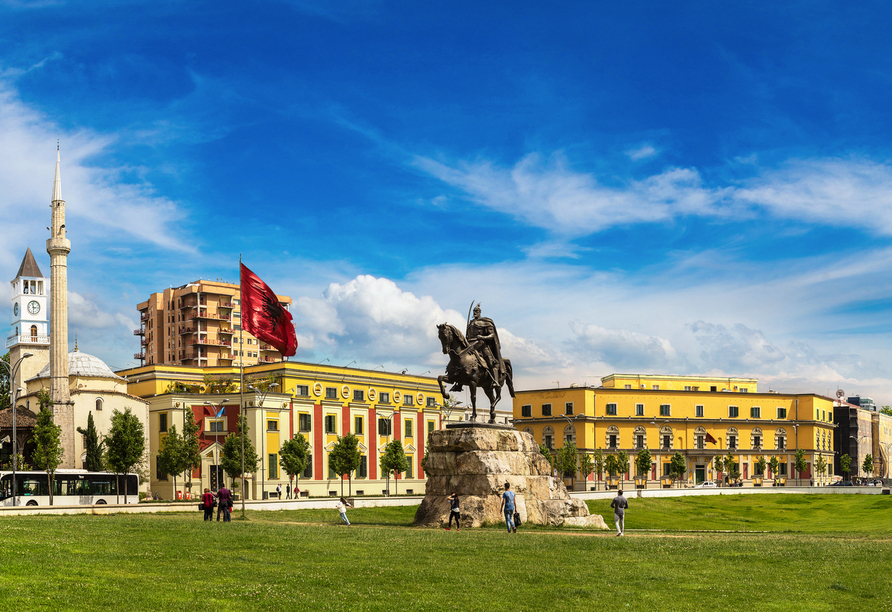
left=239, top=254, right=246, bottom=519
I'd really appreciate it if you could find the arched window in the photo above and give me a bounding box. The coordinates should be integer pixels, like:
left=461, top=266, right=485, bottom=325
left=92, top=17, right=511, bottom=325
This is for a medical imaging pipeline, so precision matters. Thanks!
left=633, top=425, right=647, bottom=449
left=542, top=426, right=555, bottom=450
left=523, top=427, right=533, bottom=436
left=30, top=325, right=37, bottom=341
left=605, top=425, right=620, bottom=449
left=751, top=427, right=764, bottom=450
left=726, top=426, right=739, bottom=450
left=563, top=424, right=575, bottom=444
left=775, top=428, right=787, bottom=450
left=694, top=426, right=707, bottom=450
left=659, top=426, right=673, bottom=450
left=95, top=398, right=104, bottom=411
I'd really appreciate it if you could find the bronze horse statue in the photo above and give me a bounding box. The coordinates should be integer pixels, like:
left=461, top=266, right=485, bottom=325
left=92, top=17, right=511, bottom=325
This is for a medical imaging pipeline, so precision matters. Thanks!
left=437, top=323, right=515, bottom=423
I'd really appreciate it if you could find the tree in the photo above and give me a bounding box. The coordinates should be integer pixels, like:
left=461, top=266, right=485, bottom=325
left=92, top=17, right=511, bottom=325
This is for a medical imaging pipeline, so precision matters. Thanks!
left=31, top=389, right=63, bottom=506
left=279, top=433, right=311, bottom=491
left=220, top=418, right=259, bottom=489
left=840, top=453, right=852, bottom=481
left=0, top=352, right=9, bottom=412
left=329, top=433, right=362, bottom=496
left=881, top=406, right=892, bottom=417
left=556, top=441, right=579, bottom=489
left=181, top=409, right=202, bottom=494
left=76, top=411, right=104, bottom=472
left=579, top=453, right=594, bottom=490
left=726, top=450, right=740, bottom=483
left=769, top=455, right=780, bottom=485
left=593, top=448, right=605, bottom=491
left=105, top=408, right=146, bottom=504
left=539, top=443, right=556, bottom=476
left=616, top=451, right=629, bottom=490
left=713, top=454, right=724, bottom=485
left=793, top=448, right=807, bottom=486
left=755, top=456, right=768, bottom=481
left=635, top=448, right=652, bottom=486
left=815, top=455, right=828, bottom=484
left=670, top=452, right=687, bottom=487
left=156, top=425, right=186, bottom=498
left=862, top=454, right=874, bottom=478
left=605, top=454, right=619, bottom=487
left=379, top=440, right=409, bottom=496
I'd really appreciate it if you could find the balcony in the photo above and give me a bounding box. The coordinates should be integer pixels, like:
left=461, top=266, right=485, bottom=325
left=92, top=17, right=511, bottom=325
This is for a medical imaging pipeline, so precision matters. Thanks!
left=133, top=328, right=145, bottom=336
left=258, top=357, right=278, bottom=363
left=219, top=328, right=234, bottom=335
left=188, top=339, right=232, bottom=347
left=218, top=302, right=233, bottom=309
left=189, top=313, right=231, bottom=322
left=178, top=327, right=195, bottom=335
left=7, top=333, right=50, bottom=348
left=134, top=352, right=145, bottom=360
left=180, top=297, right=207, bottom=309
left=259, top=344, right=278, bottom=351
left=140, top=312, right=148, bottom=321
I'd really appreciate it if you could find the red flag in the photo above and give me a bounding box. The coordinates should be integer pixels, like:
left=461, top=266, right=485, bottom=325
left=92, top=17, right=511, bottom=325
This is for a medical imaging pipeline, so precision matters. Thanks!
left=705, top=432, right=718, bottom=445
left=239, top=262, right=298, bottom=357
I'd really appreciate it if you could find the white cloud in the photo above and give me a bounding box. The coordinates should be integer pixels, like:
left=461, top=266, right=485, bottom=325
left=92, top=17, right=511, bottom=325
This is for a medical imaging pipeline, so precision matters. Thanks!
left=413, top=152, right=730, bottom=237
left=626, top=144, right=658, bottom=161
left=569, top=321, right=680, bottom=369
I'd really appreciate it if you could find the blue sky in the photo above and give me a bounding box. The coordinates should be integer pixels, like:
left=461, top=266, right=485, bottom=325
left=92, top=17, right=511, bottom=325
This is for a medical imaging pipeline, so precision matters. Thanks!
left=3, top=1, right=892, bottom=403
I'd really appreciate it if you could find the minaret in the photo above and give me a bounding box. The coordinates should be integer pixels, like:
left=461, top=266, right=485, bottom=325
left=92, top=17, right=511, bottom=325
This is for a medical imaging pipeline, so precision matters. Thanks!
left=46, top=146, right=74, bottom=466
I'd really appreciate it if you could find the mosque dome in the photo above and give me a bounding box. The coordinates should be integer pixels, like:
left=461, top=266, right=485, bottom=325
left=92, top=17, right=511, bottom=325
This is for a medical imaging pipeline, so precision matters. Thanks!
left=28, top=350, right=124, bottom=382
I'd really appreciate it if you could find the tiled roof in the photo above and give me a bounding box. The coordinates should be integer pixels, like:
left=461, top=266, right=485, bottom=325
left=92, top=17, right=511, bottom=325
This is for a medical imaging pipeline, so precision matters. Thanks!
left=15, top=248, right=44, bottom=279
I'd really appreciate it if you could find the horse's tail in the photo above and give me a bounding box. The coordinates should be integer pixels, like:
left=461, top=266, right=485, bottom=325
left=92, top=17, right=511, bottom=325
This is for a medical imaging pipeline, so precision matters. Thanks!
left=504, top=359, right=515, bottom=398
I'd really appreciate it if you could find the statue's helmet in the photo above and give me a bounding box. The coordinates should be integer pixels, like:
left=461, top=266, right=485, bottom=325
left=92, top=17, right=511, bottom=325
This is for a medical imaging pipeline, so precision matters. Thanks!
left=473, top=303, right=482, bottom=315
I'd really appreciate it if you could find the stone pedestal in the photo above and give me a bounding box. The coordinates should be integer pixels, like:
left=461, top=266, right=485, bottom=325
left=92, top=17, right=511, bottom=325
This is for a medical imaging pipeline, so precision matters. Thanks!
left=414, top=427, right=607, bottom=529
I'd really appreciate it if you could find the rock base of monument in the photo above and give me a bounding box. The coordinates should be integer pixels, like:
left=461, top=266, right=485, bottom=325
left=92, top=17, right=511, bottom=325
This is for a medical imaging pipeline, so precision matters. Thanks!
left=414, top=427, right=607, bottom=529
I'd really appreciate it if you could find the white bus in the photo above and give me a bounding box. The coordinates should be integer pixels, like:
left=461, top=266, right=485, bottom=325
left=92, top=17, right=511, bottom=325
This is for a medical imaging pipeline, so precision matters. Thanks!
left=0, top=470, right=140, bottom=506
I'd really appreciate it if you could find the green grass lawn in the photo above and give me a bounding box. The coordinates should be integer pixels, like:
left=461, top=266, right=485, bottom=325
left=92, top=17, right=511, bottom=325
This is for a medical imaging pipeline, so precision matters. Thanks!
left=0, top=496, right=890, bottom=612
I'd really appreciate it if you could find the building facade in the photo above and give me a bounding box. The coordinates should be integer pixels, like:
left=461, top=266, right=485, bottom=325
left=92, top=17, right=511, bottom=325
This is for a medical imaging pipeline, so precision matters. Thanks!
left=513, top=373, right=837, bottom=489
left=135, top=280, right=292, bottom=368
left=120, top=361, right=445, bottom=499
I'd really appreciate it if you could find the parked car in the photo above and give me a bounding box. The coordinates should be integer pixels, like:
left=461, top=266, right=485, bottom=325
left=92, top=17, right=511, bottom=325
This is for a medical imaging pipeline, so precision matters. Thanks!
left=694, top=480, right=717, bottom=488
left=828, top=481, right=853, bottom=487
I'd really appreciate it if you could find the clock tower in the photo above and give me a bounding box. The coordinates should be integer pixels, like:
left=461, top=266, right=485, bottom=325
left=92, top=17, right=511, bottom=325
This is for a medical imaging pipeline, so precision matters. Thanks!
left=8, top=247, right=50, bottom=394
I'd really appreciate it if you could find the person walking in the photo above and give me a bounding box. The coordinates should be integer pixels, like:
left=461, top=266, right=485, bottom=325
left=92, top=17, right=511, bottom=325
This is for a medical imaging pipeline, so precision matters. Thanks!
left=336, top=497, right=353, bottom=526
left=201, top=488, right=215, bottom=522
left=610, top=489, right=629, bottom=536
left=445, top=492, right=461, bottom=531
left=276, top=483, right=282, bottom=499
left=500, top=482, right=516, bottom=533
left=286, top=483, right=292, bottom=499
left=217, top=484, right=233, bottom=523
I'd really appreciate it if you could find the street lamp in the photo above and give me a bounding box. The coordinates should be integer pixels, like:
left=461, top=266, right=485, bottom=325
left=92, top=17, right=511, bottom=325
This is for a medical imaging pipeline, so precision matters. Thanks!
left=203, top=398, right=229, bottom=490
left=248, top=383, right=279, bottom=500
left=1, top=352, right=33, bottom=507
left=651, top=420, right=670, bottom=488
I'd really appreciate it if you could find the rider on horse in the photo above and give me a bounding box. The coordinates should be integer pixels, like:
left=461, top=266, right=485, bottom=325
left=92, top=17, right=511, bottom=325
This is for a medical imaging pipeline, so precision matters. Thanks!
left=451, top=304, right=505, bottom=391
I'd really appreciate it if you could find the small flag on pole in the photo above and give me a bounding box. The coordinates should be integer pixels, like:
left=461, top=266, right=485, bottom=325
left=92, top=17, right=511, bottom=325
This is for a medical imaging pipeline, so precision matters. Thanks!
left=217, top=406, right=226, bottom=418
left=705, top=432, right=718, bottom=445
left=240, top=262, right=298, bottom=357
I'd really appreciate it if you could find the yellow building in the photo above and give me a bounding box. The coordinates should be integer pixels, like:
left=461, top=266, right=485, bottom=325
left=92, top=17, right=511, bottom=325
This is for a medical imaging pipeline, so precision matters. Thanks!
left=119, top=361, right=443, bottom=499
left=513, top=373, right=837, bottom=489
left=135, top=279, right=292, bottom=368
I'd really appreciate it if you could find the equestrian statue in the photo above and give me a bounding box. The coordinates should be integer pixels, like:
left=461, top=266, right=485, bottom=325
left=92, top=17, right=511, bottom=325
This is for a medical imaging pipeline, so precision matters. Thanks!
left=437, top=303, right=515, bottom=423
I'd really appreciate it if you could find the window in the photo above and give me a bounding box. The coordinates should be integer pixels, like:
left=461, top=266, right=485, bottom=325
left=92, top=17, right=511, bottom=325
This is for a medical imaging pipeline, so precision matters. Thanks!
left=268, top=454, right=278, bottom=479
left=544, top=435, right=553, bottom=449
left=427, top=420, right=435, bottom=437
left=521, top=405, right=532, bottom=417
left=754, top=462, right=764, bottom=476
left=779, top=463, right=787, bottom=476
left=624, top=385, right=632, bottom=389
left=403, top=395, right=414, bottom=406
left=379, top=392, right=390, bottom=404
left=659, top=404, right=670, bottom=417
left=652, top=385, right=659, bottom=390
left=406, top=460, right=414, bottom=479
left=542, top=403, right=552, bottom=416
left=695, top=405, right=704, bottom=417
left=267, top=419, right=278, bottom=431
left=684, top=386, right=691, bottom=391
left=159, top=413, right=168, bottom=433
left=753, top=434, right=762, bottom=448
left=636, top=434, right=644, bottom=449
left=828, top=411, right=832, bottom=421
left=710, top=386, right=717, bottom=392
left=378, top=418, right=392, bottom=436
left=328, top=456, right=336, bottom=479
left=325, top=387, right=338, bottom=400
left=301, top=457, right=313, bottom=479
left=353, top=390, right=364, bottom=402
left=662, top=434, right=671, bottom=449
left=777, top=437, right=785, bottom=450
left=695, top=435, right=705, bottom=450
left=298, top=413, right=311, bottom=432
left=740, top=388, right=748, bottom=393
left=606, top=403, right=617, bottom=416
left=156, top=457, right=167, bottom=481
left=95, top=398, right=103, bottom=411
left=636, top=404, right=644, bottom=416
left=728, top=406, right=739, bottom=418
left=728, top=435, right=737, bottom=449
left=609, top=434, right=617, bottom=448
left=565, top=402, right=574, bottom=415
left=405, top=419, right=413, bottom=438
left=777, top=407, right=787, bottom=419
left=751, top=406, right=761, bottom=418
left=358, top=456, right=367, bottom=478
left=209, top=420, right=224, bottom=433
left=427, top=397, right=436, bottom=407
left=324, top=415, right=337, bottom=434
left=355, top=416, right=363, bottom=434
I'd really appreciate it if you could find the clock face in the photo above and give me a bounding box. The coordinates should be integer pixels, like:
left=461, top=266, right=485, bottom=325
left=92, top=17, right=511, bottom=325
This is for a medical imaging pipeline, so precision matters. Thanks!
left=27, top=301, right=40, bottom=315
left=13, top=303, right=18, bottom=316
